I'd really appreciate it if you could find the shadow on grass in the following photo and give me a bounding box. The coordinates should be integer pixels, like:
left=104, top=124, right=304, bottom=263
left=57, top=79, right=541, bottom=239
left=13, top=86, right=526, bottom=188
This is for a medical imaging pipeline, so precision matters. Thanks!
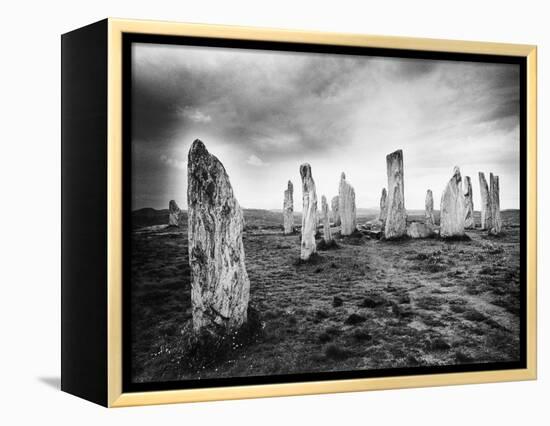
left=293, top=253, right=324, bottom=266
left=317, top=239, right=339, bottom=251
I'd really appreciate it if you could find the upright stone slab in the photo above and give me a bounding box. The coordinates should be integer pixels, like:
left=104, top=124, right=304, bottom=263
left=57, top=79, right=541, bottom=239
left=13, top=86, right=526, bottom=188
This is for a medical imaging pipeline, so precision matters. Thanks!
left=463, top=176, right=475, bottom=229
left=300, top=163, right=318, bottom=260
left=385, top=150, right=407, bottom=239
left=331, top=196, right=340, bottom=226
left=425, top=189, right=435, bottom=227
left=321, top=195, right=332, bottom=242
left=338, top=172, right=357, bottom=235
left=168, top=199, right=181, bottom=227
left=187, top=139, right=250, bottom=337
left=283, top=180, right=295, bottom=235
left=490, top=173, right=502, bottom=235
left=407, top=222, right=434, bottom=239
left=479, top=172, right=492, bottom=230
left=440, top=166, right=466, bottom=238
left=378, top=188, right=388, bottom=222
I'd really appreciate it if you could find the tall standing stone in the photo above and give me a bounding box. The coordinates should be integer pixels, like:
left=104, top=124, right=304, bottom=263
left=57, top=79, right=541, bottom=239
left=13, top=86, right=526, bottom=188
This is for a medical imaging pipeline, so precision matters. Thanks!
left=338, top=172, right=357, bottom=235
left=283, top=180, right=294, bottom=235
left=187, top=139, right=250, bottom=337
left=321, top=195, right=332, bottom=242
left=440, top=166, right=465, bottom=238
left=490, top=173, right=502, bottom=235
left=331, top=196, right=340, bottom=226
left=463, top=176, right=475, bottom=229
left=425, top=189, right=435, bottom=227
left=385, top=150, right=407, bottom=239
left=300, top=163, right=318, bottom=260
left=479, top=172, right=492, bottom=230
left=378, top=188, right=388, bottom=222
left=168, top=199, right=181, bottom=227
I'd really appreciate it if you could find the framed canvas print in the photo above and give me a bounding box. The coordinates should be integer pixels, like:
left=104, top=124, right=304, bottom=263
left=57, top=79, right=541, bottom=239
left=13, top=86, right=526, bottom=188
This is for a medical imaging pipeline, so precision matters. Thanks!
left=61, top=18, right=537, bottom=407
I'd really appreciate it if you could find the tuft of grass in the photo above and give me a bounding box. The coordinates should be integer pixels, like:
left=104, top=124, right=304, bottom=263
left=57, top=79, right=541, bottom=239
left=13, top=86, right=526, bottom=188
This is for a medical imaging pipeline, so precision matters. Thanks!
left=416, top=296, right=443, bottom=311
left=317, top=239, right=339, bottom=251
left=332, top=296, right=343, bottom=307
left=344, top=313, right=367, bottom=325
left=358, top=295, right=386, bottom=308
left=450, top=304, right=466, bottom=314
left=478, top=265, right=497, bottom=275
left=351, top=329, right=372, bottom=341
left=294, top=253, right=323, bottom=266
left=318, top=332, right=332, bottom=343
left=315, top=309, right=330, bottom=320
left=398, top=294, right=411, bottom=304
left=440, top=234, right=471, bottom=242
left=463, top=309, right=487, bottom=322
left=325, top=344, right=354, bottom=360
left=324, top=325, right=342, bottom=336
left=455, top=350, right=474, bottom=364
left=391, top=302, right=413, bottom=320
left=180, top=306, right=264, bottom=372
left=427, top=337, right=451, bottom=351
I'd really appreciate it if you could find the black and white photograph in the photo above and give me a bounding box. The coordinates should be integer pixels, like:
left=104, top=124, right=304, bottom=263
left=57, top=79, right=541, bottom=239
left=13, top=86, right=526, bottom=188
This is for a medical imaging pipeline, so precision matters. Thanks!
left=127, top=39, right=524, bottom=386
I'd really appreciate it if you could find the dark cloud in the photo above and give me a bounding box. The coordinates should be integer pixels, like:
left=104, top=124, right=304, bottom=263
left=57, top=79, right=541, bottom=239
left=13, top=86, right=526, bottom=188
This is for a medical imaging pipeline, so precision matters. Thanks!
left=131, top=43, right=521, bottom=211
left=387, top=58, right=439, bottom=80
left=132, top=46, right=382, bottom=160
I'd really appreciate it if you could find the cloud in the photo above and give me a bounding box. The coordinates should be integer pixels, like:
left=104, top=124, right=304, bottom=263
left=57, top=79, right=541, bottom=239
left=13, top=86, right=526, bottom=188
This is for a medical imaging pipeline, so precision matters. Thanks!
left=178, top=106, right=212, bottom=123
left=246, top=154, right=268, bottom=167
left=160, top=154, right=186, bottom=170
left=131, top=43, right=521, bottom=211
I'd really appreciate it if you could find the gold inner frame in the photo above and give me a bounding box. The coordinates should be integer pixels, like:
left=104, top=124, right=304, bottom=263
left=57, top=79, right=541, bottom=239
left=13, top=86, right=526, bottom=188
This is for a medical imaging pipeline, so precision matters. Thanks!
left=106, top=18, right=537, bottom=407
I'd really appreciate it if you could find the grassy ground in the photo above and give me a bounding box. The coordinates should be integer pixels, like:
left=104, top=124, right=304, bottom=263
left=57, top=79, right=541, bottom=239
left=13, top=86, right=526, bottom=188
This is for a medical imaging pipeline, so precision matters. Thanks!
left=130, top=209, right=521, bottom=383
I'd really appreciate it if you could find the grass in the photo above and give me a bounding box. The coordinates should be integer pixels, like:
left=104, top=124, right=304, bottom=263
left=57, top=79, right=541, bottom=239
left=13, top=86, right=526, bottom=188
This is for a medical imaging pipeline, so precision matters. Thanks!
left=325, top=344, right=355, bottom=360
left=130, top=210, right=521, bottom=382
left=317, top=239, right=339, bottom=250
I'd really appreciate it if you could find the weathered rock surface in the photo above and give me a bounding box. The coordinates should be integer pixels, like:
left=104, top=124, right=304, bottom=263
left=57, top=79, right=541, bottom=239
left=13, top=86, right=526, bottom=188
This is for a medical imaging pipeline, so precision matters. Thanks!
left=406, top=222, right=434, bottom=239
left=300, top=163, right=318, bottom=260
left=321, top=195, right=332, bottom=242
left=168, top=199, right=181, bottom=227
left=479, top=172, right=492, bottom=230
left=378, top=188, right=388, bottom=222
left=425, top=189, right=435, bottom=227
left=490, top=173, right=502, bottom=235
left=338, top=172, right=356, bottom=236
left=365, top=219, right=384, bottom=231
left=331, top=196, right=340, bottom=226
left=463, top=176, right=475, bottom=229
left=187, top=139, right=250, bottom=336
left=440, top=166, right=466, bottom=238
left=283, top=180, right=295, bottom=235
left=385, top=150, right=407, bottom=239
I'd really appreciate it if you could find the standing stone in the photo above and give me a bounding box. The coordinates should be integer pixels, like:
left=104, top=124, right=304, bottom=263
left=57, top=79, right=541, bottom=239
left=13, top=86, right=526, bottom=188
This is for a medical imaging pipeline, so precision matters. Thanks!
left=187, top=139, right=250, bottom=337
left=440, top=166, right=465, bottom=238
left=300, top=163, right=318, bottom=260
left=377, top=188, right=388, bottom=222
left=168, top=200, right=181, bottom=227
left=283, top=180, right=294, bottom=235
left=331, top=196, right=340, bottom=226
left=463, top=176, right=475, bottom=229
left=425, top=189, right=435, bottom=227
left=479, top=172, right=492, bottom=230
left=321, top=195, right=332, bottom=242
left=407, top=222, right=434, bottom=239
left=490, top=173, right=502, bottom=235
left=338, top=172, right=357, bottom=235
left=385, top=150, right=407, bottom=239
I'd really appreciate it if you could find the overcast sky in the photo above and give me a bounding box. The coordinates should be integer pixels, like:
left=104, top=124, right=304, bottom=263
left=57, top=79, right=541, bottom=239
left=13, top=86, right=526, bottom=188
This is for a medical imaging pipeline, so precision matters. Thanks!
left=131, top=42, right=520, bottom=211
